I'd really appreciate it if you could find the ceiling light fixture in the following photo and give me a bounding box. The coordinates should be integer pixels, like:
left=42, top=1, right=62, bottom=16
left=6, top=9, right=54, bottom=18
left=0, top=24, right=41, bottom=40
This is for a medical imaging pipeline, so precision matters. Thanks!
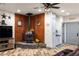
left=61, top=10, right=65, bottom=12
left=38, top=9, right=42, bottom=12
left=17, top=9, right=21, bottom=13
left=45, top=8, right=51, bottom=12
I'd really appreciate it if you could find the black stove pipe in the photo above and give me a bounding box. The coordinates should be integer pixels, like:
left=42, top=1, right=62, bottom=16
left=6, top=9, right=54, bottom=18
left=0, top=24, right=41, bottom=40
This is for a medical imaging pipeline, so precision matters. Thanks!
left=26, top=13, right=33, bottom=31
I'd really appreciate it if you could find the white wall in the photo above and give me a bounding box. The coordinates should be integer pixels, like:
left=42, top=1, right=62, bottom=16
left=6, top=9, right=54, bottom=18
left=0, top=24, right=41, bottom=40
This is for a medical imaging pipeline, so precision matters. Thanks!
left=45, top=12, right=56, bottom=48
left=56, top=16, right=63, bottom=35
left=0, top=11, right=15, bottom=38
left=56, top=16, right=63, bottom=45
left=63, top=15, right=79, bottom=22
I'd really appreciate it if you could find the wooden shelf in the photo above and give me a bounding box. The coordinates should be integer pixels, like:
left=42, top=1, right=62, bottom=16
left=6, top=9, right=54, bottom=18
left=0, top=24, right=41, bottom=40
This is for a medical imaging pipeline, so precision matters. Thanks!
left=0, top=38, right=14, bottom=51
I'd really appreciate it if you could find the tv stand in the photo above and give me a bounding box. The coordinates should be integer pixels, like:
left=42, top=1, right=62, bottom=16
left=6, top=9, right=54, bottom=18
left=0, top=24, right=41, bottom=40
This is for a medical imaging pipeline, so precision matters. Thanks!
left=0, top=38, right=14, bottom=51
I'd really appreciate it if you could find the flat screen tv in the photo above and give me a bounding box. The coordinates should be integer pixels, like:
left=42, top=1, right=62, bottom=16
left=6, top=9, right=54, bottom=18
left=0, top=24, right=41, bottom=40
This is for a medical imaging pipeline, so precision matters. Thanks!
left=0, top=26, right=12, bottom=38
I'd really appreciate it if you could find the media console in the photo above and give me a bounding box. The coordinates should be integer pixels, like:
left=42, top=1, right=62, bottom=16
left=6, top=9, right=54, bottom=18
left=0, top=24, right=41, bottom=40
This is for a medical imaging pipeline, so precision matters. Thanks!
left=0, top=38, right=15, bottom=51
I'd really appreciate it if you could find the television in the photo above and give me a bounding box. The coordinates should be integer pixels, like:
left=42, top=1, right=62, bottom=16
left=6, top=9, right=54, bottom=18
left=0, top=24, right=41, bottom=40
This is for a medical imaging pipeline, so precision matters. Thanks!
left=0, top=26, right=12, bottom=38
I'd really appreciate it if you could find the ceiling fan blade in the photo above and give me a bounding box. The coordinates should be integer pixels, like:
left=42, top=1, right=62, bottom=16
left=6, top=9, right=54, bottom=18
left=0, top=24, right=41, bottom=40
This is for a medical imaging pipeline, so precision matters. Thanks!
left=52, top=7, right=60, bottom=9
left=42, top=3, right=48, bottom=7
left=43, top=3, right=51, bottom=8
left=34, top=6, right=44, bottom=9
left=42, top=3, right=60, bottom=9
left=52, top=3, right=60, bottom=5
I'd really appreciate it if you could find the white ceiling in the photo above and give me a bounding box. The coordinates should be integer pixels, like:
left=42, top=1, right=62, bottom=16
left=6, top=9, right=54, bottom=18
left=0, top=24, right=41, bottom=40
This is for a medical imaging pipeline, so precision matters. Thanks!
left=0, top=3, right=79, bottom=16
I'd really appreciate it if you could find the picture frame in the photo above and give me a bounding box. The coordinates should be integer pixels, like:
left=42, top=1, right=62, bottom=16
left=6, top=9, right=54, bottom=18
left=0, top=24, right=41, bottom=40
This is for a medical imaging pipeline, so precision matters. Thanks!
left=18, top=20, right=22, bottom=27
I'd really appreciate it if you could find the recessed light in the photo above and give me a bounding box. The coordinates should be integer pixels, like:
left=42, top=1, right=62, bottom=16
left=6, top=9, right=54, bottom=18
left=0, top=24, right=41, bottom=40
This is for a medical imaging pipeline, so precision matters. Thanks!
left=61, top=10, right=65, bottom=12
left=66, top=12, right=70, bottom=15
left=38, top=9, right=42, bottom=12
left=17, top=9, right=21, bottom=13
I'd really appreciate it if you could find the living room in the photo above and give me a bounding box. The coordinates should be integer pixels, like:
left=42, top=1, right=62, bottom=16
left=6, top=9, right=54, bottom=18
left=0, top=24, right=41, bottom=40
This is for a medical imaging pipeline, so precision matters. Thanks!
left=0, top=3, right=79, bottom=56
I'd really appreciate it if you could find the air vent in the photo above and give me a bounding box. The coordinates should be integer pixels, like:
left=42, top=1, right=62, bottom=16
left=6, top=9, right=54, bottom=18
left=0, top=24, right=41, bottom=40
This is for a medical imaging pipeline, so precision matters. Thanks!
left=69, top=17, right=76, bottom=20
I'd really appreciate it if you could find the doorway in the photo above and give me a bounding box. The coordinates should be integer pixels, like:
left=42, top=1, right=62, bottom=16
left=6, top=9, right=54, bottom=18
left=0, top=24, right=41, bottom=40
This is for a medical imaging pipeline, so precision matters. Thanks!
left=63, top=22, right=79, bottom=45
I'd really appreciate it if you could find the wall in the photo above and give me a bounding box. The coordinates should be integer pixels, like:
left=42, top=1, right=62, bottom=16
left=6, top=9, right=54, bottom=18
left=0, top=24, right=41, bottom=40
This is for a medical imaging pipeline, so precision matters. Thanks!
left=34, top=13, right=44, bottom=43
left=56, top=16, right=63, bottom=45
left=0, top=11, right=15, bottom=38
left=30, top=16, right=35, bottom=30
left=45, top=12, right=56, bottom=48
left=56, top=16, right=63, bottom=35
left=63, top=15, right=79, bottom=22
left=15, top=14, right=28, bottom=42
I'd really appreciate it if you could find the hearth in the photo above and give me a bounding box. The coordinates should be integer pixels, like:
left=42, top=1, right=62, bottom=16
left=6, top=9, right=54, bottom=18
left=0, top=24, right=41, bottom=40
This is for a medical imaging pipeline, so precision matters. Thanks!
left=15, top=42, right=46, bottom=49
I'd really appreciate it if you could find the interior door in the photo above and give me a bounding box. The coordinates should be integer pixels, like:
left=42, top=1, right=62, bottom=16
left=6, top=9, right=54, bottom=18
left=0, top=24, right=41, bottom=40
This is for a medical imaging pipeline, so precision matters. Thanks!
left=65, top=22, right=79, bottom=45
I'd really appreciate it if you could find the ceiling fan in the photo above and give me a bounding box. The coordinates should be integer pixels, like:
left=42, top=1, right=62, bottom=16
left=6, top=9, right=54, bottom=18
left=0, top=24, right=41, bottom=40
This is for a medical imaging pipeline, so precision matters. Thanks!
left=43, top=3, right=60, bottom=9
left=34, top=3, right=60, bottom=12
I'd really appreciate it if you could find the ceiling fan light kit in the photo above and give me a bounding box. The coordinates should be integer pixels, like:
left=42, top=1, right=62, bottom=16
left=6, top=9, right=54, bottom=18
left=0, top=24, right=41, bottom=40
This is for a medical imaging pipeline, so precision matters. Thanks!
left=44, top=8, right=51, bottom=12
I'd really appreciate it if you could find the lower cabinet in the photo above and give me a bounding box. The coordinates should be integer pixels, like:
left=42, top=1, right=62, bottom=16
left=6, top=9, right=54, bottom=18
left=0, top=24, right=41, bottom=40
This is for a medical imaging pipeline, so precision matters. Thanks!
left=0, top=38, right=15, bottom=51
